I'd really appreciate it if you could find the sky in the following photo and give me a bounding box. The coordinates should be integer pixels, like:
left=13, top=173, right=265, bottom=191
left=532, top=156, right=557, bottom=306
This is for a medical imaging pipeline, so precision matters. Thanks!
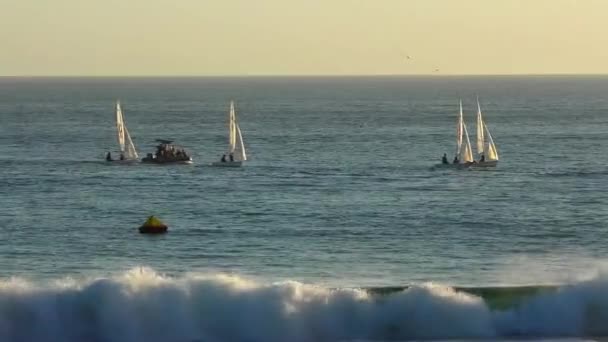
left=1, top=0, right=607, bottom=76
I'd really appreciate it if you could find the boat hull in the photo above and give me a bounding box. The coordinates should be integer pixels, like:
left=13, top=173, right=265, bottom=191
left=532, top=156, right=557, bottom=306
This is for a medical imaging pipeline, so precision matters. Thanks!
left=107, top=159, right=139, bottom=164
left=211, top=161, right=243, bottom=167
left=471, top=160, right=498, bottom=168
left=141, top=158, right=193, bottom=165
left=432, top=163, right=473, bottom=170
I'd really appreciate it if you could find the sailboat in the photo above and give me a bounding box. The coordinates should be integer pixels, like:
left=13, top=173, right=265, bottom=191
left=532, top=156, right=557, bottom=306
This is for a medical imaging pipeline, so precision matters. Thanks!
left=435, top=100, right=474, bottom=169
left=473, top=98, right=499, bottom=167
left=212, top=101, right=247, bottom=167
left=109, top=101, right=139, bottom=162
left=458, top=100, right=475, bottom=165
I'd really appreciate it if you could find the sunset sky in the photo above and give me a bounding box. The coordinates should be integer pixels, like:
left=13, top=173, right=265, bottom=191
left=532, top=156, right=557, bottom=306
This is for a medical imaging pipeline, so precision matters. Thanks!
left=1, top=0, right=607, bottom=76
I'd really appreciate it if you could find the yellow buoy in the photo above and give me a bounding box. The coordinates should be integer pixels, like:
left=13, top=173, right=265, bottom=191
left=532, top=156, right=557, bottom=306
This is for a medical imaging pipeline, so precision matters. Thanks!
left=139, top=216, right=168, bottom=234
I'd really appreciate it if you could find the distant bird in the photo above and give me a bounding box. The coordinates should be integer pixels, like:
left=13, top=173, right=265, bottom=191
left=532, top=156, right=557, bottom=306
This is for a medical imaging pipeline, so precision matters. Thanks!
left=434, top=68, right=440, bottom=72
left=406, top=55, right=412, bottom=60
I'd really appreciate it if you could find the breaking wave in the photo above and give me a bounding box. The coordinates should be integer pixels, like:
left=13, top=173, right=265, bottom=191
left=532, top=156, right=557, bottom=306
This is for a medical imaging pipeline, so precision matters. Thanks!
left=1, top=268, right=608, bottom=341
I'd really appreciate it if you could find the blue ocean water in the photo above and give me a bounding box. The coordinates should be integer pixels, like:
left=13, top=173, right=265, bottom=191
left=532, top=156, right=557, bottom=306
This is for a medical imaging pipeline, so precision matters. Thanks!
left=1, top=76, right=608, bottom=341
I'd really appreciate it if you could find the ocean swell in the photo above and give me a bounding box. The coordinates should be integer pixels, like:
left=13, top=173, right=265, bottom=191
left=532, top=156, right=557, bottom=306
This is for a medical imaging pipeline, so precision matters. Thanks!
left=0, top=268, right=607, bottom=341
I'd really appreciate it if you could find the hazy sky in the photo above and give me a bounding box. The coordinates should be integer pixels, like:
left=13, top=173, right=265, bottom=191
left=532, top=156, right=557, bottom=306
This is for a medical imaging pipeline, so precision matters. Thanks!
left=1, top=0, right=607, bottom=76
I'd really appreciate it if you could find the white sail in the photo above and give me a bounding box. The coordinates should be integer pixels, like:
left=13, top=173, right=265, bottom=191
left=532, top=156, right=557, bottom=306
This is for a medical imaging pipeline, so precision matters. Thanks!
left=461, top=121, right=474, bottom=163
left=123, top=126, right=138, bottom=159
left=476, top=98, right=484, bottom=155
left=116, top=102, right=126, bottom=152
left=485, top=123, right=499, bottom=161
left=456, top=100, right=464, bottom=156
left=228, top=101, right=237, bottom=153
left=115, top=101, right=138, bottom=160
left=235, top=124, right=247, bottom=161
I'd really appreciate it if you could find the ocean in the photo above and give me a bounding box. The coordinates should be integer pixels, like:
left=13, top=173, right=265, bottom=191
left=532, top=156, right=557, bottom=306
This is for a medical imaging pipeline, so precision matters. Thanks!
left=1, top=76, right=608, bottom=341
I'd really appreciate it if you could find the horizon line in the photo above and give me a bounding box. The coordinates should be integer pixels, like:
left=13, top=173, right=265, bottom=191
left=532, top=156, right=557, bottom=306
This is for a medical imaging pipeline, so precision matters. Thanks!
left=2, top=73, right=608, bottom=78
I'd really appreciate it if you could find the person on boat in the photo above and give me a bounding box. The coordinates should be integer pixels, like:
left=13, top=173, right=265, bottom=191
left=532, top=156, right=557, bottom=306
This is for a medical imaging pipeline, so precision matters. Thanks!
left=229, top=153, right=234, bottom=162
left=221, top=154, right=227, bottom=162
left=479, top=153, right=485, bottom=162
left=453, top=156, right=459, bottom=164
left=120, top=153, right=125, bottom=161
left=442, top=153, right=448, bottom=164
left=106, top=152, right=113, bottom=161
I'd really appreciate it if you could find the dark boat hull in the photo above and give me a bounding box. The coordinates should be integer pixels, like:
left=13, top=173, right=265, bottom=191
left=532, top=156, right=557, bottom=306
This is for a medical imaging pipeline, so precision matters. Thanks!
left=431, top=163, right=473, bottom=170
left=432, top=160, right=498, bottom=170
left=470, top=160, right=498, bottom=168
left=141, top=157, right=193, bottom=165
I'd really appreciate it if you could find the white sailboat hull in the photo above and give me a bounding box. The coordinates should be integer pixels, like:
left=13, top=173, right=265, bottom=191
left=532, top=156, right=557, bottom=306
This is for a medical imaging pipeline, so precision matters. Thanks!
left=211, top=161, right=243, bottom=167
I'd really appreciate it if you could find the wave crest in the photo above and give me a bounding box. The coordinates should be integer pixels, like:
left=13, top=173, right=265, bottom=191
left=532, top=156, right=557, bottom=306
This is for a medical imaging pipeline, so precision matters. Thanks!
left=1, top=267, right=608, bottom=341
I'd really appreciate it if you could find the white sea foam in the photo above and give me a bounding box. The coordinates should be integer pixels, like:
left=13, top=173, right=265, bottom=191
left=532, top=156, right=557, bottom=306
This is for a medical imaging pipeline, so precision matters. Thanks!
left=0, top=267, right=607, bottom=341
